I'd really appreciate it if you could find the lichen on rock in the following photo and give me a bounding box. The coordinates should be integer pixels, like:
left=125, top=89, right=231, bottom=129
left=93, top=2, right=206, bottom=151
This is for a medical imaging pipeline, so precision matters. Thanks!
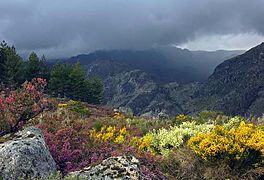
left=68, top=156, right=145, bottom=180
left=0, top=127, right=57, bottom=180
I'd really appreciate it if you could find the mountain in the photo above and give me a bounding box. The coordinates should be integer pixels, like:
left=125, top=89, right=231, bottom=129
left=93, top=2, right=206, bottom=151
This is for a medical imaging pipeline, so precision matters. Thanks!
left=199, top=42, right=264, bottom=116
left=63, top=46, right=256, bottom=117
left=65, top=47, right=243, bottom=84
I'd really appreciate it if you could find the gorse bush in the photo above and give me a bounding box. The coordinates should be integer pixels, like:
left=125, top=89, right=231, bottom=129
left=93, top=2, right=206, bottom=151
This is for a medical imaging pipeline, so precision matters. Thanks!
left=188, top=121, right=264, bottom=168
left=89, top=125, right=127, bottom=144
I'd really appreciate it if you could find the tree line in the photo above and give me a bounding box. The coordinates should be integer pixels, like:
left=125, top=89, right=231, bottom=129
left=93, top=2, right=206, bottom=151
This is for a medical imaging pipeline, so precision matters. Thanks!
left=0, top=41, right=103, bottom=104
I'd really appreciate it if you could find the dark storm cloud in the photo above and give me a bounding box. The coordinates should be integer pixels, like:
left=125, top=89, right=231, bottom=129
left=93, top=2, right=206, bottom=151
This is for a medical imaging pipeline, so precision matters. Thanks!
left=0, top=0, right=264, bottom=58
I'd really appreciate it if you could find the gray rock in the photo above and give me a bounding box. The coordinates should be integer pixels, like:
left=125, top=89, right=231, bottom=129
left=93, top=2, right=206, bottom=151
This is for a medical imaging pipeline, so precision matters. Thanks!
left=0, top=127, right=57, bottom=180
left=117, top=107, right=134, bottom=117
left=68, top=156, right=145, bottom=180
left=157, top=110, right=170, bottom=120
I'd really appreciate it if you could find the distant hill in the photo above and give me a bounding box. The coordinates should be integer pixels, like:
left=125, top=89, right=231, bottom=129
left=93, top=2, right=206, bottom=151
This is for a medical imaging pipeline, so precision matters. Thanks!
left=64, top=47, right=244, bottom=83
left=63, top=46, right=264, bottom=117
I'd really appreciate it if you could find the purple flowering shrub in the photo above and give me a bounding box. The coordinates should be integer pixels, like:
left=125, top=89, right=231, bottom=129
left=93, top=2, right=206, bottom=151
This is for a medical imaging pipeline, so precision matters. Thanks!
left=36, top=106, right=165, bottom=178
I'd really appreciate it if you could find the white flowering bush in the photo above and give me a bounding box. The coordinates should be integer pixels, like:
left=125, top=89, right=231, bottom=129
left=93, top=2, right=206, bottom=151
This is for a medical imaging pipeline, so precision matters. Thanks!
left=223, top=116, right=242, bottom=130
left=150, top=122, right=214, bottom=156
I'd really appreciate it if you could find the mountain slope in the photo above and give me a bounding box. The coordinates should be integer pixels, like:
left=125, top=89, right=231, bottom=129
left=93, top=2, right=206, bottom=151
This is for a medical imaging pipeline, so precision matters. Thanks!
left=200, top=42, right=264, bottom=116
left=62, top=46, right=257, bottom=116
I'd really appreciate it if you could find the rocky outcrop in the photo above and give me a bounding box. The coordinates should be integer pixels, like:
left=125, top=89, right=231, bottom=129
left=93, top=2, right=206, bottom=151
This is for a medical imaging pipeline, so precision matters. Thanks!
left=68, top=156, right=145, bottom=179
left=0, top=127, right=57, bottom=180
left=103, top=70, right=158, bottom=115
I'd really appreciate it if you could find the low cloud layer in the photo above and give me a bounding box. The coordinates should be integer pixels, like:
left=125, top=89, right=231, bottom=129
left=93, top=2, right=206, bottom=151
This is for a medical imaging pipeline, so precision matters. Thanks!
left=0, top=0, right=264, bottom=58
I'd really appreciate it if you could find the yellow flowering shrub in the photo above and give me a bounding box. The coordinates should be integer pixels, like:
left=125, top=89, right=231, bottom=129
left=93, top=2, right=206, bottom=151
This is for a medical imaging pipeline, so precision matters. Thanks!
left=90, top=126, right=127, bottom=144
left=58, top=103, right=68, bottom=108
left=113, top=111, right=125, bottom=119
left=188, top=121, right=264, bottom=166
left=175, top=114, right=193, bottom=122
left=130, top=133, right=156, bottom=154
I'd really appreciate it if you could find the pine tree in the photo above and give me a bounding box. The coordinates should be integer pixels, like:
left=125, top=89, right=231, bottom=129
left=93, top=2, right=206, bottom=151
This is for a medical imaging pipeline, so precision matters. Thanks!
left=2, top=45, right=23, bottom=88
left=49, top=60, right=103, bottom=104
left=85, top=77, right=103, bottom=104
left=26, top=52, right=41, bottom=81
left=68, top=60, right=86, bottom=100
left=0, top=41, right=7, bottom=82
left=39, top=55, right=50, bottom=81
left=49, top=62, right=72, bottom=97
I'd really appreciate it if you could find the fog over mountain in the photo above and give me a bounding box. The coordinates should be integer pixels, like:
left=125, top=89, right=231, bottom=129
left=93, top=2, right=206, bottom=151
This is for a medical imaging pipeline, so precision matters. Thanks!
left=0, top=0, right=264, bottom=58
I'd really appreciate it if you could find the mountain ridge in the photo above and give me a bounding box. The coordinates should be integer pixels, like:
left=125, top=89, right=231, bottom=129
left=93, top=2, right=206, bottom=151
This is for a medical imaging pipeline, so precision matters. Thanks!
left=62, top=46, right=261, bottom=117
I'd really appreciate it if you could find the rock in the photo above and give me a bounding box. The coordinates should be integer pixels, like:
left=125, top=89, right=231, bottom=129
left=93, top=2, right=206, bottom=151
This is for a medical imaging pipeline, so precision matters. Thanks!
left=0, top=127, right=57, bottom=180
left=117, top=107, right=134, bottom=117
left=68, top=156, right=145, bottom=180
left=157, top=110, right=170, bottom=120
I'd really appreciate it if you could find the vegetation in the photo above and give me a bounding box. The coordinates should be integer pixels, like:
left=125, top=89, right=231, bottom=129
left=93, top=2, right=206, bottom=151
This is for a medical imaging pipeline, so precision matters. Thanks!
left=0, top=41, right=24, bottom=88
left=33, top=100, right=264, bottom=179
left=49, top=61, right=103, bottom=104
left=0, top=41, right=103, bottom=105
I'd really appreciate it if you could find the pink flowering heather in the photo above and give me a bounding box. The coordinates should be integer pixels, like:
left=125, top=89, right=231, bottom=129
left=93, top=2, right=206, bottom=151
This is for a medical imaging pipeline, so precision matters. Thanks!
left=0, top=78, right=52, bottom=136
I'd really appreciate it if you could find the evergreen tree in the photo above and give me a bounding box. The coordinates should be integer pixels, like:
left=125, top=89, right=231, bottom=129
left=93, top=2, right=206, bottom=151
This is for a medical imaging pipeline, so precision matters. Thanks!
left=85, top=77, right=103, bottom=104
left=1, top=45, right=23, bottom=88
left=49, top=62, right=72, bottom=97
left=39, top=55, right=50, bottom=81
left=26, top=52, right=41, bottom=81
left=68, top=61, right=86, bottom=100
left=49, top=60, right=103, bottom=104
left=0, top=41, right=8, bottom=81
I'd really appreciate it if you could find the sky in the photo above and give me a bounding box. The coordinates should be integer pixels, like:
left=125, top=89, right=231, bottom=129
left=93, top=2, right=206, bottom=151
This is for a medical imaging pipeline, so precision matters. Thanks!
left=0, top=0, right=264, bottom=58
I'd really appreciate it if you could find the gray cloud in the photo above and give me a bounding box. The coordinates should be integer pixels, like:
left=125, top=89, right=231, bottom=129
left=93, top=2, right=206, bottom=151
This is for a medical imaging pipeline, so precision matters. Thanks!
left=0, top=0, right=264, bottom=58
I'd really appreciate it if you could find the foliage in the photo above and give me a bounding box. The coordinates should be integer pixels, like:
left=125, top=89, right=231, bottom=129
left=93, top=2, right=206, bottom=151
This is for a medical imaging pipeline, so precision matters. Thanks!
left=0, top=41, right=24, bottom=88
left=149, top=121, right=214, bottom=156
left=0, top=78, right=51, bottom=136
left=84, top=76, right=103, bottom=105
left=65, top=100, right=91, bottom=117
left=25, top=52, right=50, bottom=81
left=35, top=107, right=165, bottom=178
left=49, top=63, right=72, bottom=98
left=49, top=61, right=103, bottom=105
left=36, top=110, right=92, bottom=174
left=26, top=52, right=41, bottom=81
left=37, top=107, right=263, bottom=179
left=89, top=125, right=127, bottom=144
left=188, top=121, right=264, bottom=169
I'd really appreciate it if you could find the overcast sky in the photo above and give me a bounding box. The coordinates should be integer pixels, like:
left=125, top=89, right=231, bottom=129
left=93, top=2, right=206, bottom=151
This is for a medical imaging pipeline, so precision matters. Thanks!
left=0, top=0, right=264, bottom=58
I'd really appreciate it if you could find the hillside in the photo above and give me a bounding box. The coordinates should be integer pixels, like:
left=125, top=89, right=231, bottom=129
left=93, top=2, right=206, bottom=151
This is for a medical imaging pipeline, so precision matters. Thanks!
left=1, top=84, right=264, bottom=179
left=200, top=42, right=264, bottom=116
left=62, top=47, right=244, bottom=116
left=65, top=47, right=243, bottom=83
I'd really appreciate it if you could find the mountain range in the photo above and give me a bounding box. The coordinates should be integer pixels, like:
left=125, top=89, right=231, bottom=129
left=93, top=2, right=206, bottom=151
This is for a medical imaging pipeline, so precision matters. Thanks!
left=61, top=44, right=264, bottom=117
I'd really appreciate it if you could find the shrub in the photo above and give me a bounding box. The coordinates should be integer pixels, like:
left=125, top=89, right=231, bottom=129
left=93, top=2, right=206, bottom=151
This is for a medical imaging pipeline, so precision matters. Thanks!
left=149, top=121, right=214, bottom=156
left=188, top=121, right=264, bottom=169
left=0, top=78, right=51, bottom=136
left=158, top=147, right=204, bottom=179
left=36, top=111, right=92, bottom=174
left=66, top=100, right=91, bottom=117
left=89, top=125, right=127, bottom=144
